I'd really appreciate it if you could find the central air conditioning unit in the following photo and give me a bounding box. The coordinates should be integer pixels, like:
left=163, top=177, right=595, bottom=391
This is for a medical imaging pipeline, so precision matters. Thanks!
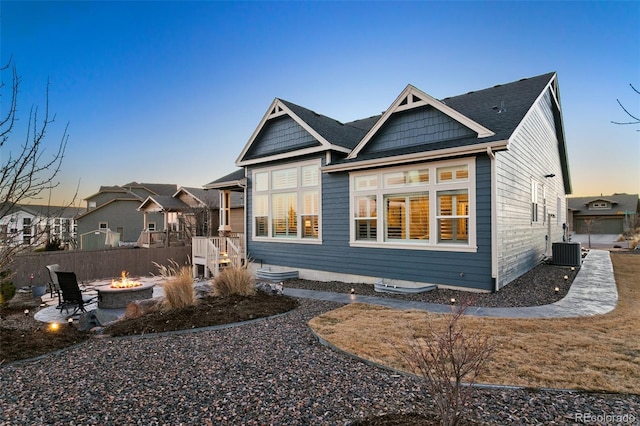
left=552, top=242, right=582, bottom=267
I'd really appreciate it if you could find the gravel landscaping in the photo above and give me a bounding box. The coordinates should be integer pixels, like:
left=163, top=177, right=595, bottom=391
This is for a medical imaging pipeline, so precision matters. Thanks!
left=285, top=259, right=579, bottom=308
left=1, top=256, right=639, bottom=425
left=2, top=297, right=639, bottom=425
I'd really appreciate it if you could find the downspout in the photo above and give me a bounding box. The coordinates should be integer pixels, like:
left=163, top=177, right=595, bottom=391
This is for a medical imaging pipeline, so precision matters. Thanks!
left=487, top=147, right=499, bottom=292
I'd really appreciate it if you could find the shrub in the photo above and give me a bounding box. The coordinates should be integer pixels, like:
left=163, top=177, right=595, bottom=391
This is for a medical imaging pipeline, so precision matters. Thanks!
left=211, top=266, right=255, bottom=297
left=162, top=265, right=196, bottom=310
left=395, top=300, right=497, bottom=426
left=0, top=280, right=16, bottom=305
left=631, top=236, right=639, bottom=250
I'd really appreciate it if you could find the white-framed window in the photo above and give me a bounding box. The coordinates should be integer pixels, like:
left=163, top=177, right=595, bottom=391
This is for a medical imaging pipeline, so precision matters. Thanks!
left=99, top=222, right=108, bottom=230
left=531, top=179, right=539, bottom=223
left=252, top=160, right=321, bottom=242
left=148, top=222, right=156, bottom=231
left=591, top=202, right=609, bottom=209
left=350, top=159, right=476, bottom=251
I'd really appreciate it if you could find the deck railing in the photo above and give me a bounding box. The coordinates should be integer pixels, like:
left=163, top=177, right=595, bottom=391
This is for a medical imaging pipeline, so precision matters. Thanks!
left=192, top=234, right=245, bottom=277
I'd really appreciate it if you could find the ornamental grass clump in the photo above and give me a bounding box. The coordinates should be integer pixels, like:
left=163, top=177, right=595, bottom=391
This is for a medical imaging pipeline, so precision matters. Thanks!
left=212, top=266, right=255, bottom=297
left=158, top=263, right=196, bottom=310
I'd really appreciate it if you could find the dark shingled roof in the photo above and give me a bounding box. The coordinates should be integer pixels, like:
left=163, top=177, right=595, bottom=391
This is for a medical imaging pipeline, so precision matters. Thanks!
left=179, top=187, right=220, bottom=208
left=279, top=99, right=376, bottom=150
left=568, top=194, right=639, bottom=216
left=205, top=169, right=246, bottom=189
left=442, top=72, right=556, bottom=143
left=140, top=195, right=190, bottom=211
left=329, top=72, right=557, bottom=165
left=123, top=183, right=178, bottom=196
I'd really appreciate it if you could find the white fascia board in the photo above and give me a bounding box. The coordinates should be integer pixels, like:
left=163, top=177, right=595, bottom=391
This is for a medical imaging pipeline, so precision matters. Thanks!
left=204, top=177, right=247, bottom=190
left=323, top=140, right=509, bottom=173
left=235, top=98, right=281, bottom=165
left=348, top=84, right=495, bottom=159
left=238, top=145, right=347, bottom=167
left=236, top=99, right=349, bottom=166
left=137, top=196, right=160, bottom=212
left=509, top=73, right=557, bottom=142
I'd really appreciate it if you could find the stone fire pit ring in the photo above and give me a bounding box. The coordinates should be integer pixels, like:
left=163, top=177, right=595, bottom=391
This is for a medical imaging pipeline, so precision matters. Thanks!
left=96, top=280, right=156, bottom=309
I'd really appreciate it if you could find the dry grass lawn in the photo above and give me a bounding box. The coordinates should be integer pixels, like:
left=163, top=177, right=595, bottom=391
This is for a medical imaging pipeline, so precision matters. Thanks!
left=309, top=253, right=640, bottom=394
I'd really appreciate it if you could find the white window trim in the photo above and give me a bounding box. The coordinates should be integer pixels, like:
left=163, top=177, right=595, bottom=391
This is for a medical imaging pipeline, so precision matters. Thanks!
left=531, top=179, right=539, bottom=223
left=349, top=158, right=477, bottom=252
left=251, top=159, right=322, bottom=244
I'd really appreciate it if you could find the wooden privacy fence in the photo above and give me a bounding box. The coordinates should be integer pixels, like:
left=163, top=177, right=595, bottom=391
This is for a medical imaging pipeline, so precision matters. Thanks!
left=9, top=246, right=191, bottom=288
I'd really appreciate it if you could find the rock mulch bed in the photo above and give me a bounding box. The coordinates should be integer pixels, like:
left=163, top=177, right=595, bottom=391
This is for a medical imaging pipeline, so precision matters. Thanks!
left=285, top=260, right=580, bottom=307
left=1, top=298, right=638, bottom=425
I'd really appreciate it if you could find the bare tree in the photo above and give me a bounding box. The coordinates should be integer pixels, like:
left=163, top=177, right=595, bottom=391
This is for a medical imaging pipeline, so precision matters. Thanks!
left=394, top=300, right=497, bottom=426
left=582, top=218, right=600, bottom=249
left=611, top=83, right=640, bottom=131
left=0, top=58, right=69, bottom=274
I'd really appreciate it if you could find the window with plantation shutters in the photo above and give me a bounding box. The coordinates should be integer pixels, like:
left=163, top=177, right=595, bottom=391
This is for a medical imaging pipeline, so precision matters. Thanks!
left=301, top=191, right=318, bottom=238
left=272, top=168, right=297, bottom=190
left=436, top=190, right=468, bottom=243
left=254, top=194, right=268, bottom=237
left=251, top=160, right=321, bottom=241
left=350, top=159, right=475, bottom=251
left=355, top=195, right=377, bottom=240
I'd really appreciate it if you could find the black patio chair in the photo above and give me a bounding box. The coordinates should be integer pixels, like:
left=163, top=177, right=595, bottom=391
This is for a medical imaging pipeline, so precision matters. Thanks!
left=55, top=271, right=99, bottom=317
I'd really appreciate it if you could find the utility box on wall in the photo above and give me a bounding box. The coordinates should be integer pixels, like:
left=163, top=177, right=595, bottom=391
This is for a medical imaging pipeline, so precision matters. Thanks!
left=552, top=242, right=582, bottom=267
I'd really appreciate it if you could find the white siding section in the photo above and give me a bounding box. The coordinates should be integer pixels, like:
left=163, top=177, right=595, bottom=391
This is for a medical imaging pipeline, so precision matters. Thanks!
left=495, top=89, right=568, bottom=288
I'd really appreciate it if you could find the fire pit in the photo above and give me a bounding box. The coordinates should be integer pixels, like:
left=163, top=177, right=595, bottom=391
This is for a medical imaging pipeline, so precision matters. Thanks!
left=96, top=271, right=156, bottom=309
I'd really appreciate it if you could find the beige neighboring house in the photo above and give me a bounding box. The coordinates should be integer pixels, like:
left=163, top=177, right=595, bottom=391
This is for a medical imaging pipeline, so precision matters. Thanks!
left=568, top=193, right=639, bottom=235
left=0, top=202, right=83, bottom=249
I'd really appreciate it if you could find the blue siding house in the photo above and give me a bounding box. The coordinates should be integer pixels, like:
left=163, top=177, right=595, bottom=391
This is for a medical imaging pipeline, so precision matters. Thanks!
left=207, top=73, right=571, bottom=292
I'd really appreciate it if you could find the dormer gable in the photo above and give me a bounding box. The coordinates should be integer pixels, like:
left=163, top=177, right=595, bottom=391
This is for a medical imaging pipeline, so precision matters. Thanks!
left=236, top=99, right=355, bottom=166
left=348, top=85, right=495, bottom=159
left=587, top=199, right=617, bottom=210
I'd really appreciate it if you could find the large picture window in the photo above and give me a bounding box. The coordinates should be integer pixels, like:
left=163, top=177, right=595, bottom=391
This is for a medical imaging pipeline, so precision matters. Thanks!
left=252, top=160, right=321, bottom=241
left=350, top=159, right=475, bottom=251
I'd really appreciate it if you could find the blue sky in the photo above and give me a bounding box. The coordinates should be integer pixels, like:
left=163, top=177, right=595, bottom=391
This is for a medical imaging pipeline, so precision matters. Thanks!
left=2, top=1, right=639, bottom=206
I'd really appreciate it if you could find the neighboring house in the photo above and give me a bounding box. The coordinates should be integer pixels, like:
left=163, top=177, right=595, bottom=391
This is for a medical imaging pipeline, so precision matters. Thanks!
left=0, top=203, right=83, bottom=249
left=209, top=72, right=572, bottom=292
left=568, top=194, right=639, bottom=235
left=75, top=182, right=177, bottom=249
left=137, top=186, right=244, bottom=247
